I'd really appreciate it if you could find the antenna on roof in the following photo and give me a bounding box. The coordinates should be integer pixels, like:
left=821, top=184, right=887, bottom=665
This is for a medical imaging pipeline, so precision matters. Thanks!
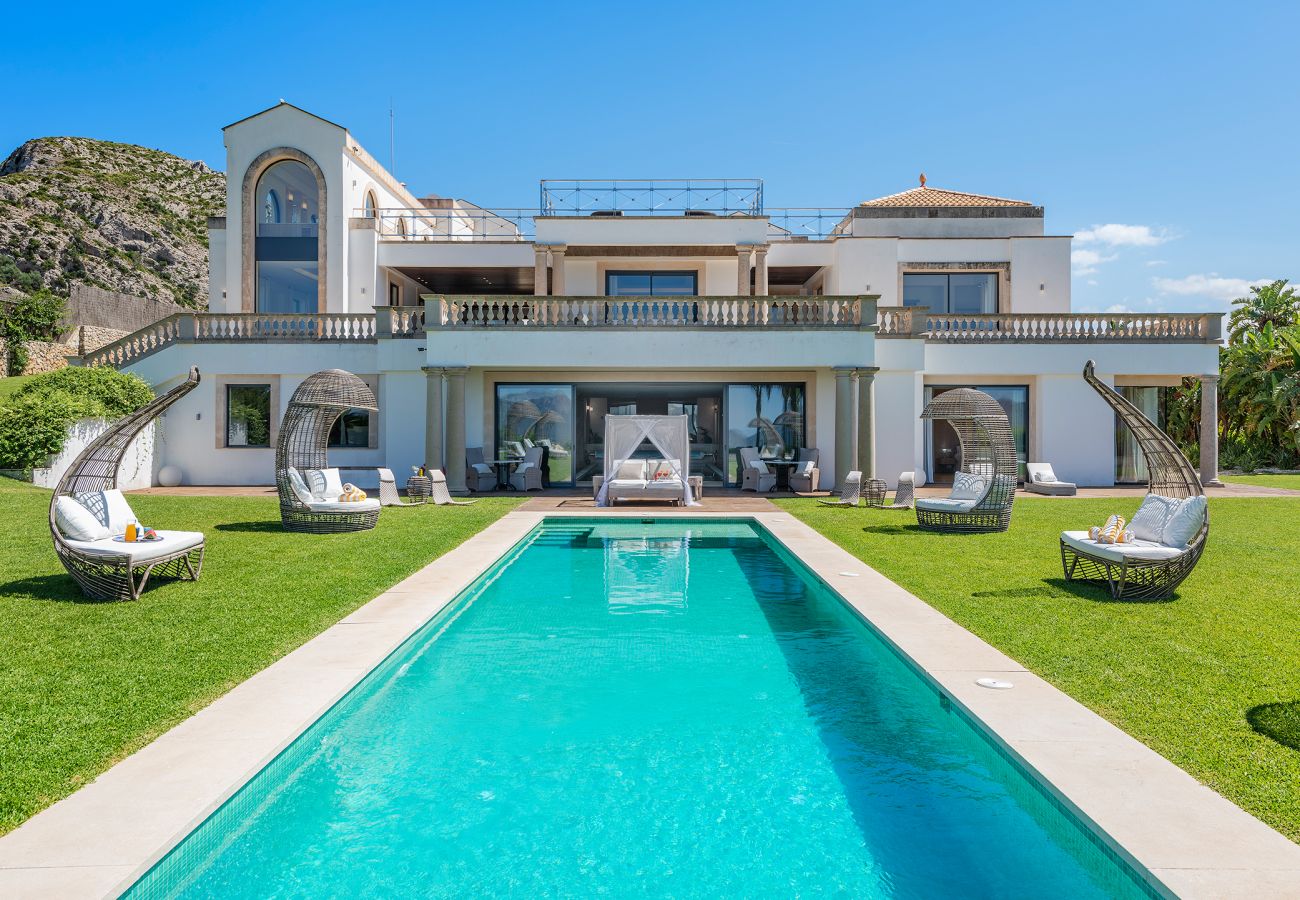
left=389, top=99, right=395, bottom=174
left=919, top=172, right=927, bottom=187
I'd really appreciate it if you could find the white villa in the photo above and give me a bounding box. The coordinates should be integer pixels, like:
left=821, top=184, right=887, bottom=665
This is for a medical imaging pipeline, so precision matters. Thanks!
left=95, top=102, right=1223, bottom=492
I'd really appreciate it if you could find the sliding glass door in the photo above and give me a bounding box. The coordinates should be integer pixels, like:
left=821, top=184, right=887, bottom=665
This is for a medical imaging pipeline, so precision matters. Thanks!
left=494, top=384, right=575, bottom=486
left=1116, top=387, right=1165, bottom=483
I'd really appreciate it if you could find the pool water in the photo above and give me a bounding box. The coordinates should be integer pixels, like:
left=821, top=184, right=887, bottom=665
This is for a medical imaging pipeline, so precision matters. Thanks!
left=128, top=519, right=1151, bottom=898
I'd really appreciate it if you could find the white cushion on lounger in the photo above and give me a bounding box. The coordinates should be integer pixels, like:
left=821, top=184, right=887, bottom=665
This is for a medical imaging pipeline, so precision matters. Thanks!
left=1060, top=531, right=1185, bottom=564
left=950, top=472, right=986, bottom=501
left=1127, top=494, right=1180, bottom=543
left=63, top=530, right=205, bottom=563
left=616, top=460, right=646, bottom=480
left=304, top=467, right=345, bottom=501
left=1163, top=495, right=1208, bottom=548
left=55, top=496, right=111, bottom=542
left=608, top=478, right=648, bottom=489
left=306, top=498, right=380, bottom=514
left=74, top=488, right=137, bottom=535
left=915, top=497, right=979, bottom=513
left=286, top=467, right=316, bottom=506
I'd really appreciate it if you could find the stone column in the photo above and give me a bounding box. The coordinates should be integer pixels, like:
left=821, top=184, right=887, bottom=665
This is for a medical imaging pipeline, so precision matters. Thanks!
left=834, top=367, right=858, bottom=488
left=422, top=366, right=444, bottom=474
left=444, top=367, right=469, bottom=493
left=754, top=245, right=769, bottom=296
left=1199, top=373, right=1221, bottom=486
left=549, top=244, right=567, bottom=296
left=533, top=246, right=548, bottom=296
left=856, top=367, right=878, bottom=479
left=736, top=245, right=752, bottom=297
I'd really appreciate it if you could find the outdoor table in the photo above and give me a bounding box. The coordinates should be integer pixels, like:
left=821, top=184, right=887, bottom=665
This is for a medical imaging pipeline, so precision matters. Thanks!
left=864, top=478, right=889, bottom=507
left=405, top=474, right=432, bottom=503
left=762, top=458, right=798, bottom=491
left=492, top=458, right=522, bottom=490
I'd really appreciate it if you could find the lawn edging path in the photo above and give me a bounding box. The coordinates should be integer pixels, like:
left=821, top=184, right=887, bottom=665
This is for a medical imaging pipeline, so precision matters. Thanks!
left=0, top=477, right=523, bottom=835
left=776, top=495, right=1300, bottom=843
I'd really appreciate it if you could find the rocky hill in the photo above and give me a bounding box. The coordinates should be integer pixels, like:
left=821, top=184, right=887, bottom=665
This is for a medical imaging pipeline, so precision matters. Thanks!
left=0, top=137, right=224, bottom=308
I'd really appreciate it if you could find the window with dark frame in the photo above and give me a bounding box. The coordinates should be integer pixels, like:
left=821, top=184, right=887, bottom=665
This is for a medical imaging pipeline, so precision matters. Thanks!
left=605, top=271, right=699, bottom=296
left=903, top=272, right=998, bottom=314
left=329, top=409, right=371, bottom=448
left=389, top=282, right=400, bottom=306
left=226, top=384, right=272, bottom=448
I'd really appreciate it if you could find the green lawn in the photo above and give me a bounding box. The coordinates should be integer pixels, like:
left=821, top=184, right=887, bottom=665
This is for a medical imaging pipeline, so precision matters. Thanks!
left=0, top=375, right=36, bottom=403
left=775, top=496, right=1300, bottom=841
left=0, top=476, right=522, bottom=835
left=1222, top=473, right=1300, bottom=491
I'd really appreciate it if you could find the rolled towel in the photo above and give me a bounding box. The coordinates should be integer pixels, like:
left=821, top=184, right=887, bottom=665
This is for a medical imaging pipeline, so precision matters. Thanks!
left=1097, top=514, right=1126, bottom=544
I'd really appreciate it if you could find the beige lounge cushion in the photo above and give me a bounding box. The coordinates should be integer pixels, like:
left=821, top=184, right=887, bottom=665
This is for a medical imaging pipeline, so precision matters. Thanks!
left=616, top=460, right=646, bottom=480
left=64, top=530, right=204, bottom=563
left=55, top=496, right=112, bottom=542
left=1061, top=530, right=1185, bottom=564
left=307, top=498, right=380, bottom=514
left=916, top=497, right=979, bottom=514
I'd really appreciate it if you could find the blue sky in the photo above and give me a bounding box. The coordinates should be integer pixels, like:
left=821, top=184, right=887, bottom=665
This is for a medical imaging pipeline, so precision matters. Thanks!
left=3, top=1, right=1295, bottom=313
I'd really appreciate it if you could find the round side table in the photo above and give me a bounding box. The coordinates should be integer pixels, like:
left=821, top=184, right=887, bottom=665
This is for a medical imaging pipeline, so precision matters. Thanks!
left=406, top=474, right=433, bottom=503
left=863, top=478, right=889, bottom=508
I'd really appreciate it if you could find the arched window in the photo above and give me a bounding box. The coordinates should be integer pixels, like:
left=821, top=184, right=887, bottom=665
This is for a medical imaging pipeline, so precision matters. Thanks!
left=254, top=159, right=320, bottom=313
left=396, top=216, right=407, bottom=237
left=363, top=191, right=377, bottom=218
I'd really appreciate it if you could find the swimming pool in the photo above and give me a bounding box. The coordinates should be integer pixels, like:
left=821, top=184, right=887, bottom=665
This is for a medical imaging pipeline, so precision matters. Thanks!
left=126, top=518, right=1153, bottom=898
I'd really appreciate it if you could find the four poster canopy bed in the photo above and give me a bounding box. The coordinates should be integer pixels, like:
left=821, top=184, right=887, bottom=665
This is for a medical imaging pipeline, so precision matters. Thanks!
left=594, top=415, right=699, bottom=507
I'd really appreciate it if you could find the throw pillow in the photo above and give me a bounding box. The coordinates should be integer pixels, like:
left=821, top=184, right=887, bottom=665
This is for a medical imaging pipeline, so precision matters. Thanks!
left=750, top=460, right=770, bottom=474
left=1162, top=495, right=1208, bottom=548
left=1128, top=494, right=1181, bottom=543
left=798, top=460, right=815, bottom=477
left=55, top=496, right=111, bottom=542
left=287, top=467, right=316, bottom=506
left=951, top=472, right=986, bottom=501
left=472, top=462, right=493, bottom=475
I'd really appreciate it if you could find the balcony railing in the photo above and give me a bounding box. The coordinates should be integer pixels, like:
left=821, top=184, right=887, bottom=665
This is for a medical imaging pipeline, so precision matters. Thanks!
left=367, top=208, right=535, bottom=241
left=540, top=178, right=763, bottom=216
left=765, top=208, right=853, bottom=241
left=425, top=295, right=869, bottom=329
left=875, top=307, right=1221, bottom=343
left=83, top=313, right=377, bottom=367
left=81, top=305, right=1222, bottom=369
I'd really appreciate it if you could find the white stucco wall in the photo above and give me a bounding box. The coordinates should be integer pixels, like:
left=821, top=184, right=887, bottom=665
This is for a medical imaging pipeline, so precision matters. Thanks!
left=33, top=419, right=155, bottom=491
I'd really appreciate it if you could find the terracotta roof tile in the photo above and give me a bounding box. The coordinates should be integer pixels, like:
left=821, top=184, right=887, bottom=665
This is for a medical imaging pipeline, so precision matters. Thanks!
left=859, top=186, right=1034, bottom=208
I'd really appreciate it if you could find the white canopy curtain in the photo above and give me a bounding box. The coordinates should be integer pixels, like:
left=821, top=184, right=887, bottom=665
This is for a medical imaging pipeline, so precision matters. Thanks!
left=596, top=414, right=697, bottom=507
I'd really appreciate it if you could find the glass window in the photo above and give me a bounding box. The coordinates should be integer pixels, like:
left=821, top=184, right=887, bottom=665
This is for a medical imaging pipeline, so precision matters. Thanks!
left=904, top=273, right=997, bottom=314
left=363, top=191, right=376, bottom=218
left=606, top=271, right=698, bottom=296
left=226, top=384, right=271, bottom=448
left=1116, top=387, right=1166, bottom=483
left=725, top=383, right=806, bottom=484
left=329, top=409, right=370, bottom=448
left=256, top=261, right=318, bottom=314
left=495, top=384, right=575, bottom=486
left=255, top=161, right=319, bottom=237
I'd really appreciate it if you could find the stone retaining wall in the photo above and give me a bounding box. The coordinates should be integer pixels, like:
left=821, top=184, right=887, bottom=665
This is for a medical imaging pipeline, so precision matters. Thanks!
left=66, top=283, right=190, bottom=334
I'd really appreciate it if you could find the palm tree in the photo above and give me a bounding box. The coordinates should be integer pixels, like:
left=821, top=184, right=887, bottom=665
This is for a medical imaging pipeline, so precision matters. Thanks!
left=1228, top=279, right=1300, bottom=343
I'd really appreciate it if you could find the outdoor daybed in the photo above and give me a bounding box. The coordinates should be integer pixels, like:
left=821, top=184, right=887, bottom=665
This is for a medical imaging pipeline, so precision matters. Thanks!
left=593, top=459, right=701, bottom=505
left=50, top=366, right=205, bottom=601
left=276, top=370, right=381, bottom=533
left=1060, top=361, right=1208, bottom=600
left=1025, top=462, right=1077, bottom=496
left=914, top=389, right=1017, bottom=533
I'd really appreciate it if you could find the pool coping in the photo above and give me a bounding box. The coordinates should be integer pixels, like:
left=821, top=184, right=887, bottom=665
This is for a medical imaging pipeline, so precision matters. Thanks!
left=0, top=509, right=1296, bottom=898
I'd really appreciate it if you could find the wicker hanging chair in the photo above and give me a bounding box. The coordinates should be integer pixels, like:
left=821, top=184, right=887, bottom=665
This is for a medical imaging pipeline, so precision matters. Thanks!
left=1061, top=361, right=1208, bottom=599
left=276, top=369, right=381, bottom=533
left=915, top=388, right=1017, bottom=533
left=49, top=367, right=205, bottom=601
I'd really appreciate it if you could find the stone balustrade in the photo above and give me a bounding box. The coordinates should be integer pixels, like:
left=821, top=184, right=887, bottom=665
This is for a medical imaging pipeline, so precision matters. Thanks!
left=425, top=295, right=870, bottom=329
left=876, top=308, right=1219, bottom=343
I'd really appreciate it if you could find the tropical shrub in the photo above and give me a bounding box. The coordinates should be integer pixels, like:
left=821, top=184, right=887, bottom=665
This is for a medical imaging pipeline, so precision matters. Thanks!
left=0, top=367, right=153, bottom=469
